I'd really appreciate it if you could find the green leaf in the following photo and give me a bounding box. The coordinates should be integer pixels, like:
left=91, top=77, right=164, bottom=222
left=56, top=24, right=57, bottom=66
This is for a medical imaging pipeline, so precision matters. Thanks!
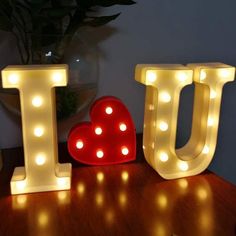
left=41, top=6, right=77, bottom=19
left=83, top=13, right=121, bottom=27
left=76, top=0, right=136, bottom=7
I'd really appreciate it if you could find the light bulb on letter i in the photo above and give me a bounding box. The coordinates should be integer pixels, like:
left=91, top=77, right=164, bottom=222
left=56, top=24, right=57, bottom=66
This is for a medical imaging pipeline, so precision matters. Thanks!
left=1, top=65, right=72, bottom=194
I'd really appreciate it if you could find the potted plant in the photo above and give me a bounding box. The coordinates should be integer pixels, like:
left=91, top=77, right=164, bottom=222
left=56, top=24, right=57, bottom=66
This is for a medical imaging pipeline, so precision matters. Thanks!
left=0, top=0, right=136, bottom=121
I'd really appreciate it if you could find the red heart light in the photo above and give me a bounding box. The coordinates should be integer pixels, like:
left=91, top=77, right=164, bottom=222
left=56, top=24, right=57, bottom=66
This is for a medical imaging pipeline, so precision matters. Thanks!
left=67, top=96, right=136, bottom=165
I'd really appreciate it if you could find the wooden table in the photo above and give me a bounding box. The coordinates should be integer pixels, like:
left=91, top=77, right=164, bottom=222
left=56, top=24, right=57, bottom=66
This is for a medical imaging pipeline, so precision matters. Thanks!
left=0, top=135, right=236, bottom=236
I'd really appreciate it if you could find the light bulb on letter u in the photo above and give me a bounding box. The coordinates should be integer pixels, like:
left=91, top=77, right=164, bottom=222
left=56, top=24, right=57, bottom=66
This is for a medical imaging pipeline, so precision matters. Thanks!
left=1, top=65, right=72, bottom=194
left=135, top=63, right=235, bottom=179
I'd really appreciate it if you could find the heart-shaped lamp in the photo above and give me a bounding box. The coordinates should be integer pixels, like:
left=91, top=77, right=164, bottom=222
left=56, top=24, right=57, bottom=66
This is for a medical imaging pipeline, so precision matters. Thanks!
left=67, top=96, right=136, bottom=165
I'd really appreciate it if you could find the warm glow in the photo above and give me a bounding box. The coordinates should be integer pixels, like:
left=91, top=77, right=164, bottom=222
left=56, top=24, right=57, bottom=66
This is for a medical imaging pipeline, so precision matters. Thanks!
left=178, top=178, right=188, bottom=189
left=95, top=127, right=103, bottom=135
left=200, top=71, right=207, bottom=81
left=219, top=69, right=230, bottom=78
left=95, top=192, right=104, bottom=206
left=197, top=188, right=208, bottom=200
left=97, top=172, right=104, bottom=183
left=202, top=145, right=209, bottom=154
left=16, top=180, right=26, bottom=190
left=2, top=65, right=71, bottom=195
left=178, top=162, right=189, bottom=171
left=207, top=117, right=214, bottom=126
left=96, top=150, right=104, bottom=158
left=105, top=106, right=113, bottom=114
left=76, top=140, right=84, bottom=149
left=176, top=72, right=187, bottom=81
left=159, top=152, right=169, bottom=162
left=121, top=171, right=129, bottom=182
left=160, top=92, right=171, bottom=103
left=121, top=147, right=129, bottom=155
left=156, top=194, right=168, bottom=208
left=77, top=183, right=85, bottom=195
left=119, top=192, right=127, bottom=206
left=38, top=212, right=49, bottom=227
left=35, top=153, right=46, bottom=166
left=57, top=177, right=67, bottom=187
left=135, top=63, right=235, bottom=179
left=210, top=90, right=217, bottom=99
left=32, top=96, right=43, bottom=107
left=34, top=127, right=44, bottom=137
left=146, top=70, right=157, bottom=83
left=16, top=195, right=27, bottom=206
left=159, top=121, right=168, bottom=131
left=8, top=74, right=19, bottom=84
left=52, top=72, right=62, bottom=83
left=119, top=123, right=127, bottom=131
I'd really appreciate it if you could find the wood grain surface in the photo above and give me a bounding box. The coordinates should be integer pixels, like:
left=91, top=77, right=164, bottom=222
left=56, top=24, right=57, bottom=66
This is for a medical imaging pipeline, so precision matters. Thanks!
left=0, top=135, right=235, bottom=236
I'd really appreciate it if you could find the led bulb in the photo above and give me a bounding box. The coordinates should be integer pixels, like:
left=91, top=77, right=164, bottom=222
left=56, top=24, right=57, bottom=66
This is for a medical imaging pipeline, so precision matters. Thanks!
left=207, top=117, right=214, bottom=126
left=35, top=154, right=46, bottom=166
left=200, top=71, right=207, bottom=81
left=219, top=69, right=230, bottom=78
left=179, top=162, right=189, bottom=171
left=8, top=74, right=19, bottom=84
left=121, top=147, right=129, bottom=156
left=159, top=121, right=168, bottom=131
left=95, top=127, right=102, bottom=135
left=96, top=150, right=104, bottom=158
left=146, top=70, right=157, bottom=83
left=32, top=96, right=43, bottom=107
left=105, top=107, right=113, bottom=114
left=34, top=127, right=44, bottom=137
left=159, top=152, right=169, bottom=162
left=76, top=140, right=84, bottom=149
left=176, top=72, right=187, bottom=82
left=160, top=92, right=171, bottom=103
left=202, top=145, right=209, bottom=154
left=16, top=180, right=26, bottom=190
left=52, top=72, right=62, bottom=83
left=210, top=90, right=216, bottom=99
left=119, top=123, right=127, bottom=132
left=57, top=178, right=67, bottom=187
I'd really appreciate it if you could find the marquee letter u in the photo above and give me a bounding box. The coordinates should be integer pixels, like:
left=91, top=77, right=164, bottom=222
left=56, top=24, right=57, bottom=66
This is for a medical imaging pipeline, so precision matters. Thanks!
left=135, top=63, right=235, bottom=179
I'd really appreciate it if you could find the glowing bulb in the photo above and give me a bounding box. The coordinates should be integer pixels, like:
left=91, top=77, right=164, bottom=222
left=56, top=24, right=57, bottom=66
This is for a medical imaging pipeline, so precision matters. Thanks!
left=200, top=71, right=207, bottom=81
left=96, top=150, right=104, bottom=158
left=8, top=74, right=19, bottom=84
left=57, top=178, right=67, bottom=187
left=202, top=145, right=209, bottom=154
left=210, top=90, right=216, bottom=99
left=160, top=92, right=171, bottom=103
left=34, top=127, right=44, bottom=137
left=16, top=181, right=26, bottom=190
left=76, top=140, right=84, bottom=149
left=105, top=106, right=113, bottom=114
left=159, top=152, right=169, bottom=162
left=119, top=123, right=127, bottom=131
left=219, top=69, right=230, bottom=78
left=178, top=162, right=189, bottom=171
left=159, top=121, right=168, bottom=131
left=95, top=127, right=102, bottom=135
left=121, top=171, right=129, bottom=182
left=149, top=104, right=154, bottom=110
left=35, top=154, right=46, bottom=166
left=32, top=96, right=43, bottom=107
left=176, top=72, right=187, bottom=81
left=52, top=72, right=62, bottom=82
left=146, top=70, right=157, bottom=83
left=207, top=117, right=214, bottom=126
left=97, top=172, right=104, bottom=183
left=121, top=147, right=129, bottom=156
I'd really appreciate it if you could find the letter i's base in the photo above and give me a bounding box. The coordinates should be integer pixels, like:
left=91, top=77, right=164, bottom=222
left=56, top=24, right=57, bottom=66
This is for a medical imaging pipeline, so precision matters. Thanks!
left=10, top=163, right=72, bottom=195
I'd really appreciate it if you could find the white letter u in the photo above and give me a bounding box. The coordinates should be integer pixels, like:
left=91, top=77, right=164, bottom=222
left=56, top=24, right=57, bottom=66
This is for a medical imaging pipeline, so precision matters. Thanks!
left=135, top=63, right=235, bottom=179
